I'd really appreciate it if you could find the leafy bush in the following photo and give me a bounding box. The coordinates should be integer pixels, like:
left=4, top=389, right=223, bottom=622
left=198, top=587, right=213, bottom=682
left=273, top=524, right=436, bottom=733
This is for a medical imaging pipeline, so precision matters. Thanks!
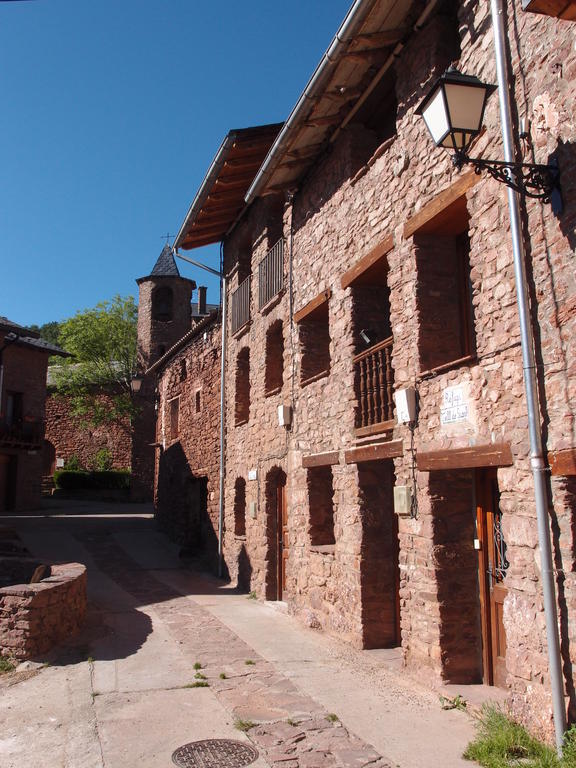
left=88, top=448, right=113, bottom=471
left=64, top=454, right=84, bottom=471
left=54, top=469, right=130, bottom=490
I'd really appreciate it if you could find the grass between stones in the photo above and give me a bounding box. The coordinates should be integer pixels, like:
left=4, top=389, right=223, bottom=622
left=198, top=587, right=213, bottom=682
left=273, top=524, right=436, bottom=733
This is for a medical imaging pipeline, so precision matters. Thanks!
left=184, top=681, right=210, bottom=688
left=464, top=706, right=576, bottom=767
left=234, top=718, right=255, bottom=732
left=0, top=656, right=16, bottom=674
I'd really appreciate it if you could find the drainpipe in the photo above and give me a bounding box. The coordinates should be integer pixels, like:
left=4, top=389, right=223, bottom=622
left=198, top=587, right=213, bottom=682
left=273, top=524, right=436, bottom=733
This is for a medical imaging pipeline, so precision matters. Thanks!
left=173, top=248, right=227, bottom=578
left=489, top=0, right=566, bottom=752
left=218, top=257, right=227, bottom=578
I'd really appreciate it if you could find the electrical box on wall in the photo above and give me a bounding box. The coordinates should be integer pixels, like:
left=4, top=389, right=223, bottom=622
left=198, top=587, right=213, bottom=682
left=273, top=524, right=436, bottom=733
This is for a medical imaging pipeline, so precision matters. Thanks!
left=248, top=469, right=257, bottom=481
left=249, top=501, right=257, bottom=519
left=393, top=485, right=412, bottom=517
left=278, top=405, right=292, bottom=427
left=394, top=387, right=417, bottom=424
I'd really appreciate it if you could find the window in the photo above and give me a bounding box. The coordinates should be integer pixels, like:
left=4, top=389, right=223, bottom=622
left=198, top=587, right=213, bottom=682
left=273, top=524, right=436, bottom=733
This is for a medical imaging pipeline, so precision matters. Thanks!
left=5, top=392, right=23, bottom=427
left=169, top=397, right=179, bottom=441
left=307, top=466, right=335, bottom=547
left=180, top=359, right=187, bottom=381
left=152, top=286, right=173, bottom=322
left=416, top=230, right=474, bottom=372
left=231, top=276, right=251, bottom=333
left=258, top=239, right=284, bottom=309
left=265, top=320, right=284, bottom=396
left=295, top=290, right=331, bottom=386
left=195, top=389, right=201, bottom=413
left=235, top=348, right=250, bottom=425
left=234, top=477, right=246, bottom=537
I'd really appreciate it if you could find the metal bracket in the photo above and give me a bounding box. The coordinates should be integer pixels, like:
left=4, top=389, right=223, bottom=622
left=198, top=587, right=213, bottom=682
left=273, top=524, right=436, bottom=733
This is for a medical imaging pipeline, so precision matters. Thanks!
left=453, top=152, right=562, bottom=212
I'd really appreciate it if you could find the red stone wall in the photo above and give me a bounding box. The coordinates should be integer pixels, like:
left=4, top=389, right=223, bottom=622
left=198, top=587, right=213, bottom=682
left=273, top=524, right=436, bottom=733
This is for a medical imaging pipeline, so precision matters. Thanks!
left=154, top=318, right=221, bottom=569
left=137, top=276, right=193, bottom=370
left=218, top=0, right=576, bottom=740
left=0, top=563, right=86, bottom=660
left=44, top=391, right=132, bottom=471
left=0, top=334, right=49, bottom=512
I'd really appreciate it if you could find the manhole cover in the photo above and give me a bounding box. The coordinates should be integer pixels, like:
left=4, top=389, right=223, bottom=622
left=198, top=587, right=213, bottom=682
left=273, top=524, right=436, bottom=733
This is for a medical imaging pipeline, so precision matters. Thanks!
left=171, top=739, right=259, bottom=768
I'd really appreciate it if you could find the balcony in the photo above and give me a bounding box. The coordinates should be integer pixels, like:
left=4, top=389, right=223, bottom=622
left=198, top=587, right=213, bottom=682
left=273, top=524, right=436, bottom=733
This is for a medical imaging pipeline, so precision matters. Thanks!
left=0, top=419, right=44, bottom=449
left=231, top=276, right=251, bottom=334
left=353, top=336, right=394, bottom=437
left=258, top=238, right=284, bottom=309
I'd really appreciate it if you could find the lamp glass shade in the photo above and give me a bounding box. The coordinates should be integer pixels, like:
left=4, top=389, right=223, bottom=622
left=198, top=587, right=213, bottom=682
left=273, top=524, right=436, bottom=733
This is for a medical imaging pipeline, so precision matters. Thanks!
left=417, top=68, right=496, bottom=155
left=421, top=87, right=450, bottom=146
left=444, top=82, right=488, bottom=135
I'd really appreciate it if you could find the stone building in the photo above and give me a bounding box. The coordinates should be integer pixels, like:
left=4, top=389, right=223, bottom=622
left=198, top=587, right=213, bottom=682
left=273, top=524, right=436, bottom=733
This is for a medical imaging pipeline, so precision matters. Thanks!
left=0, top=317, right=67, bottom=512
left=147, top=313, right=222, bottom=567
left=172, top=0, right=576, bottom=740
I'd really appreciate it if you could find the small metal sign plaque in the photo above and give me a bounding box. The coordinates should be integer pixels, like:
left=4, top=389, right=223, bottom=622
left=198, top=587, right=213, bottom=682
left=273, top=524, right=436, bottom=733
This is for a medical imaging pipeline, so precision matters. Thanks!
left=172, top=739, right=259, bottom=768
left=440, top=385, right=469, bottom=425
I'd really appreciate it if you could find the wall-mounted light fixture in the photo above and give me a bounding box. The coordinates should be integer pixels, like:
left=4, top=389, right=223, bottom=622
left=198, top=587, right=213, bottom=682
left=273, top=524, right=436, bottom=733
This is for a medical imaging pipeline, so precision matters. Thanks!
left=416, top=67, right=561, bottom=209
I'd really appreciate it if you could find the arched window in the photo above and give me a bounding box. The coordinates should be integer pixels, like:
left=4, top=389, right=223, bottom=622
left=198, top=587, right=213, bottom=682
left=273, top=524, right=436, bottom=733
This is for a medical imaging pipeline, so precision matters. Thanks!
left=152, top=286, right=173, bottom=322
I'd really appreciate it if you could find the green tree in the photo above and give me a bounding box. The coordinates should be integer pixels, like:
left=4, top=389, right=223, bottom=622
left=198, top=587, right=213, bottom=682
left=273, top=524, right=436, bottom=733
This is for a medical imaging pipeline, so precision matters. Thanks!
left=28, top=321, right=62, bottom=363
left=53, top=296, right=138, bottom=426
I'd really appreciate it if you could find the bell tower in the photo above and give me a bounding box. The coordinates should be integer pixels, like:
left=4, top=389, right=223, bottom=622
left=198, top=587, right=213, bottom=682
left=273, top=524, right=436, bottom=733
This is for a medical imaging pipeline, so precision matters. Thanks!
left=136, top=245, right=196, bottom=370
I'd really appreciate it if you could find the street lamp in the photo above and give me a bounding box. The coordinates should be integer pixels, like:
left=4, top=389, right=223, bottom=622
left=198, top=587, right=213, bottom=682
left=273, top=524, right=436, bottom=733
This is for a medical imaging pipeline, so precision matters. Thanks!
left=416, top=67, right=561, bottom=206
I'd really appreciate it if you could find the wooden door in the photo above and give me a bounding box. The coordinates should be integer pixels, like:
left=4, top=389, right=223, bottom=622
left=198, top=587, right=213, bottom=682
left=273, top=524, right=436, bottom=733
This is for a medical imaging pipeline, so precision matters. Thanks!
left=476, top=469, right=508, bottom=688
left=276, top=477, right=288, bottom=600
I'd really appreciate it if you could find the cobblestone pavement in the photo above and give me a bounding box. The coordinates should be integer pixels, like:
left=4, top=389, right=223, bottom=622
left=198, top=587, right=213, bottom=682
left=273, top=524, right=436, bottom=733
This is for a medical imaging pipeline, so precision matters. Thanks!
left=78, top=528, right=392, bottom=768
left=1, top=510, right=482, bottom=768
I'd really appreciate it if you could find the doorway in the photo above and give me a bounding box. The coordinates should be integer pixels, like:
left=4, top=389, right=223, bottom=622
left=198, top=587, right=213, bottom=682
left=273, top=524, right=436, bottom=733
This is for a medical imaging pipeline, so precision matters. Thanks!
left=265, top=467, right=287, bottom=601
left=277, top=474, right=288, bottom=600
left=0, top=453, right=17, bottom=513
left=357, top=459, right=401, bottom=648
left=476, top=469, right=508, bottom=688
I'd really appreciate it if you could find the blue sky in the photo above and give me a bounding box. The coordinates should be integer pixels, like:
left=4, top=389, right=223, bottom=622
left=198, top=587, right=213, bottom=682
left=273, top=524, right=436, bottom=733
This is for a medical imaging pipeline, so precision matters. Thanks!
left=0, top=0, right=352, bottom=326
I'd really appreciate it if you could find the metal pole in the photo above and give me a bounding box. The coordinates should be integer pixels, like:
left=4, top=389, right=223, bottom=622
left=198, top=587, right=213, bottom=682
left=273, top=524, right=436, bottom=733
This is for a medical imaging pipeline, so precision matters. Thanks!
left=490, top=0, right=566, bottom=752
left=218, top=273, right=227, bottom=577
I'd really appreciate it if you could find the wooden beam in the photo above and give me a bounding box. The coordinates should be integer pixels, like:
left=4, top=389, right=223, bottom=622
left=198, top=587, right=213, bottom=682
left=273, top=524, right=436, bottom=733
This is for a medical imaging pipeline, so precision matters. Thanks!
left=344, top=439, right=403, bottom=464
left=304, top=113, right=345, bottom=128
left=416, top=443, right=514, bottom=471
left=293, top=289, right=331, bottom=323
left=302, top=451, right=340, bottom=468
left=403, top=172, right=480, bottom=239
left=522, top=0, right=576, bottom=19
left=352, top=28, right=408, bottom=46
left=341, top=233, right=394, bottom=289
left=549, top=448, right=576, bottom=476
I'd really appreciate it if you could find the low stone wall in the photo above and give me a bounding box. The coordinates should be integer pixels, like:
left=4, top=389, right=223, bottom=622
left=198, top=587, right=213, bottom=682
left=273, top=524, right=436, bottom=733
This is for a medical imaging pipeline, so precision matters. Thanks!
left=0, top=563, right=87, bottom=660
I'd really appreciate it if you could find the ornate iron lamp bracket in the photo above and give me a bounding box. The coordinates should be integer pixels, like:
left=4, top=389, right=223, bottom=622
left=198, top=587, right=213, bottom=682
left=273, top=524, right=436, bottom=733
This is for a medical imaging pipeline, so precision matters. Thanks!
left=453, top=151, right=562, bottom=208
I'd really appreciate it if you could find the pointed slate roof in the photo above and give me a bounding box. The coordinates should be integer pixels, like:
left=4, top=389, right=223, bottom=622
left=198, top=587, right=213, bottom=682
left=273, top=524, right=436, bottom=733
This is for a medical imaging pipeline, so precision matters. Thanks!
left=151, top=244, right=180, bottom=277
left=136, top=244, right=195, bottom=285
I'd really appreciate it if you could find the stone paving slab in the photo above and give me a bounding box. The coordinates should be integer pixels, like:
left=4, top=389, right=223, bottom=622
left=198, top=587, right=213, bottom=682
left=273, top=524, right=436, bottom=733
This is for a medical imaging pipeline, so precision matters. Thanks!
left=78, top=529, right=394, bottom=768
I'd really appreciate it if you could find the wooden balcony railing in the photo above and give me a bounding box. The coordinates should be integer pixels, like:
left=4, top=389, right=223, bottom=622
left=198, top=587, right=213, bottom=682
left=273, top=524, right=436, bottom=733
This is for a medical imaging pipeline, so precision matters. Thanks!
left=258, top=239, right=284, bottom=309
left=0, top=419, right=44, bottom=448
left=353, top=336, right=394, bottom=429
left=231, top=276, right=251, bottom=333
